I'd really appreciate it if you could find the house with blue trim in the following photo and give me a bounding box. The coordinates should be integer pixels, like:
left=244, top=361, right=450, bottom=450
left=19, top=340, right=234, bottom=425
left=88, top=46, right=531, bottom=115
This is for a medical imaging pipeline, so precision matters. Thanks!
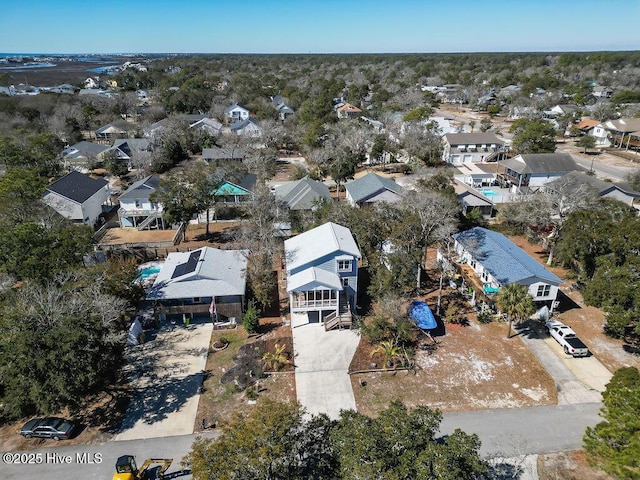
left=285, top=222, right=361, bottom=329
left=451, top=227, right=562, bottom=310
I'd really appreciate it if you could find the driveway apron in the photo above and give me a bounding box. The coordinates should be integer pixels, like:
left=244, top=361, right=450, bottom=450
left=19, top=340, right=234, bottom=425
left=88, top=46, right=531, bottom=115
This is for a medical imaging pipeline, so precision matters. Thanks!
left=292, top=322, right=360, bottom=420
left=115, top=321, right=212, bottom=441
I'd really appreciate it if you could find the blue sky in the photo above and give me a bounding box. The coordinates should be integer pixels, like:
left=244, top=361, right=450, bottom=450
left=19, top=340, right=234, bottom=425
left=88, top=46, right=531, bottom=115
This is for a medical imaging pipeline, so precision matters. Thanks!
left=1, top=0, right=639, bottom=54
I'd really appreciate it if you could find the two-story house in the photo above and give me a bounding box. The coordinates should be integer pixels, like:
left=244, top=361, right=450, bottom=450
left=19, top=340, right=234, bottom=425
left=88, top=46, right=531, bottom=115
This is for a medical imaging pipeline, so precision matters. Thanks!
left=345, top=173, right=404, bottom=207
left=285, top=222, right=361, bottom=329
left=42, top=171, right=110, bottom=226
left=117, top=175, right=165, bottom=230
left=442, top=133, right=506, bottom=164
left=498, top=153, right=582, bottom=192
left=450, top=227, right=562, bottom=311
left=224, top=103, right=250, bottom=123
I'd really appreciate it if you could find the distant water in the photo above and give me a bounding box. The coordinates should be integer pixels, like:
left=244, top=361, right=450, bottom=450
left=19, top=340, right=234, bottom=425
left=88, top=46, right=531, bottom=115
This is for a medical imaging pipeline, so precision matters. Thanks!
left=86, top=65, right=118, bottom=74
left=0, top=63, right=56, bottom=70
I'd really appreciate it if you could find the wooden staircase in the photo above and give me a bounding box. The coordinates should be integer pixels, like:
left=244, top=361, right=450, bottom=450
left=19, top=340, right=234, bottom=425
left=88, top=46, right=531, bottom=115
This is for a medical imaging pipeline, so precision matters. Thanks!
left=324, top=297, right=353, bottom=331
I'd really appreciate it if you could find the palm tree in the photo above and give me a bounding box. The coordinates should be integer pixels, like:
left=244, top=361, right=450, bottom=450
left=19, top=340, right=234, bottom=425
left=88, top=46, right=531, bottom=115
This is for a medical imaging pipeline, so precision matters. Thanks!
left=262, top=343, right=291, bottom=372
left=370, top=340, right=402, bottom=369
left=495, top=283, right=536, bottom=338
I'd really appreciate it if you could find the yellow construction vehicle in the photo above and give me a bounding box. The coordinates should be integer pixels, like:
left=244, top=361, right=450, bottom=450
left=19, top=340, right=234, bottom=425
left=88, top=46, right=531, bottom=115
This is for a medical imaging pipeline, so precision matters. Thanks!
left=113, top=455, right=173, bottom=480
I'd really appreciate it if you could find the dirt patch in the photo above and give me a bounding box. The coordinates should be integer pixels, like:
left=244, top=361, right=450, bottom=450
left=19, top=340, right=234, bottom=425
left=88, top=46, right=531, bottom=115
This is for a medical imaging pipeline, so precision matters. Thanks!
left=538, top=451, right=614, bottom=480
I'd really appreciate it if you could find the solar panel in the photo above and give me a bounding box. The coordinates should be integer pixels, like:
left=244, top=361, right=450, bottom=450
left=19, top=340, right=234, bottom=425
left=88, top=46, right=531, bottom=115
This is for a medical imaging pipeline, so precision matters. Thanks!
left=171, top=250, right=202, bottom=279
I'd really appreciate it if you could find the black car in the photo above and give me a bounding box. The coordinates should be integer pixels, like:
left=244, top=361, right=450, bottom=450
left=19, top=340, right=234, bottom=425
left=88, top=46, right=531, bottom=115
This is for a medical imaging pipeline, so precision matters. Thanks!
left=20, top=417, right=76, bottom=440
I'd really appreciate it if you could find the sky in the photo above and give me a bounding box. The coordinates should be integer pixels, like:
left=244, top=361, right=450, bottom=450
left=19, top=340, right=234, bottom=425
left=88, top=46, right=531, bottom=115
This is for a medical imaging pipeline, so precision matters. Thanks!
left=1, top=0, right=639, bottom=54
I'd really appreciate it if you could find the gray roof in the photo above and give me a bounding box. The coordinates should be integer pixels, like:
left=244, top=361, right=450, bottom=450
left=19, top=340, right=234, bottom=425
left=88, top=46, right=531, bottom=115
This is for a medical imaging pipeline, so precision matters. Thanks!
left=146, top=247, right=248, bottom=301
left=46, top=171, right=108, bottom=204
left=224, top=103, right=249, bottom=113
left=274, top=177, right=331, bottom=210
left=119, top=175, right=161, bottom=201
left=112, top=138, right=151, bottom=155
left=546, top=171, right=640, bottom=198
left=285, top=222, right=361, bottom=272
left=95, top=123, right=126, bottom=135
left=229, top=117, right=261, bottom=132
left=454, top=180, right=493, bottom=207
left=345, top=173, right=404, bottom=204
left=444, top=133, right=504, bottom=146
left=603, top=118, right=640, bottom=133
left=499, top=153, right=580, bottom=175
left=65, top=141, right=109, bottom=158
left=454, top=227, right=561, bottom=286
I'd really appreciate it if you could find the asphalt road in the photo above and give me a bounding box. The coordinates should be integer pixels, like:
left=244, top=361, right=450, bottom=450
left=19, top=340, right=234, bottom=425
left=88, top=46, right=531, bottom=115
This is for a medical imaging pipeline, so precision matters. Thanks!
left=3, top=402, right=603, bottom=479
left=570, top=154, right=639, bottom=181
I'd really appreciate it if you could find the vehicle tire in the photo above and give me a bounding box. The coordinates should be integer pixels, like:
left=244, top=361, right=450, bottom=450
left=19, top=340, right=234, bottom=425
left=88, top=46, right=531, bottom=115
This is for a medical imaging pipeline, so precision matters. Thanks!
left=23, top=433, right=32, bottom=438
left=564, top=346, right=569, bottom=355
left=53, top=435, right=60, bottom=441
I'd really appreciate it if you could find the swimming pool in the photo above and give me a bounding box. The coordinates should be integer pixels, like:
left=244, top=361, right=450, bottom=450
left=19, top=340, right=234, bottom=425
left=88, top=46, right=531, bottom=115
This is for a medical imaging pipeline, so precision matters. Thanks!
left=478, top=189, right=498, bottom=197
left=137, top=263, right=163, bottom=281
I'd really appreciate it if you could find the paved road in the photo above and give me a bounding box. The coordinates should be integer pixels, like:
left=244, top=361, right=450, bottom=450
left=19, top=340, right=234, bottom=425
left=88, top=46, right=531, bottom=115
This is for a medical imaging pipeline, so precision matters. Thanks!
left=3, top=402, right=602, bottom=479
left=571, top=154, right=639, bottom=181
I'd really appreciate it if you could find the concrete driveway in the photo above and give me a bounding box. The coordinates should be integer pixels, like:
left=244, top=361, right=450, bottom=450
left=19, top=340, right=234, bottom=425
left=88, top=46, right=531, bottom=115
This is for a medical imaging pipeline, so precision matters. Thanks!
left=291, top=321, right=360, bottom=420
left=115, top=320, right=212, bottom=441
left=515, top=322, right=608, bottom=404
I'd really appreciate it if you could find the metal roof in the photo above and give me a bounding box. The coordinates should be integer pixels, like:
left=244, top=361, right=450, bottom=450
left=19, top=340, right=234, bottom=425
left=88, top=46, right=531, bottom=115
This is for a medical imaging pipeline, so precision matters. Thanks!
left=287, top=267, right=342, bottom=292
left=453, top=227, right=561, bottom=286
left=118, top=175, right=161, bottom=201
left=274, top=177, right=331, bottom=210
left=146, top=247, right=248, bottom=300
left=345, top=173, right=404, bottom=204
left=444, top=133, right=504, bottom=145
left=46, top=171, right=108, bottom=204
left=285, top=222, right=361, bottom=272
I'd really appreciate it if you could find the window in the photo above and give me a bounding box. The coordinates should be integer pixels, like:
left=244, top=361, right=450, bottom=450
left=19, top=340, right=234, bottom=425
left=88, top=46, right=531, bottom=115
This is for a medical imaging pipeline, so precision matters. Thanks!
left=536, top=285, right=551, bottom=297
left=337, top=259, right=352, bottom=272
left=135, top=200, right=142, bottom=208
left=342, top=277, right=350, bottom=288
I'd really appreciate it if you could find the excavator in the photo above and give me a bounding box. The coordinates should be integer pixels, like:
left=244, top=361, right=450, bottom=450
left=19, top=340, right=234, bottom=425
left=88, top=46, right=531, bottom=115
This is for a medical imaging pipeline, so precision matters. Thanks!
left=113, top=455, right=173, bottom=480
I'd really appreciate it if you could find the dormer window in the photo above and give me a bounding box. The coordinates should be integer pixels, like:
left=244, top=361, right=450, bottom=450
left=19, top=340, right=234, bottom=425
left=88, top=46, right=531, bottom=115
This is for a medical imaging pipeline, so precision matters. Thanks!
left=337, top=259, right=352, bottom=272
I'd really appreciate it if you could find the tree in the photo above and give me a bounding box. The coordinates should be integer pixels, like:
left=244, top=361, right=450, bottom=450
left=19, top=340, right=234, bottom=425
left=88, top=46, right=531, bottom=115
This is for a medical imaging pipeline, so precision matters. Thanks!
left=584, top=367, right=640, bottom=479
left=402, top=105, right=434, bottom=122
left=577, top=135, right=597, bottom=154
left=370, top=340, right=402, bottom=369
left=150, top=170, right=202, bottom=241
left=509, top=118, right=557, bottom=154
left=331, top=401, right=487, bottom=480
left=628, top=170, right=640, bottom=191
left=187, top=399, right=336, bottom=480
left=242, top=299, right=260, bottom=333
left=494, top=283, right=535, bottom=338
left=480, top=117, right=493, bottom=132
left=0, top=279, right=127, bottom=418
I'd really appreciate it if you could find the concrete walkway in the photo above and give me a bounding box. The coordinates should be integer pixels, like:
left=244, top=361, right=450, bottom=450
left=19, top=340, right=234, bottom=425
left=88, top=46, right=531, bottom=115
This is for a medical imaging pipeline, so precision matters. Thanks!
left=115, top=321, right=212, bottom=441
left=291, top=322, right=361, bottom=420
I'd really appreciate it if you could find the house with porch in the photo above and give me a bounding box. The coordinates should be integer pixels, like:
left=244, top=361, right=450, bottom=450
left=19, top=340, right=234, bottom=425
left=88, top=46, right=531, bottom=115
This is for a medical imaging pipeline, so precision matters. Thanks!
left=497, top=153, right=582, bottom=192
left=42, top=171, right=110, bottom=226
left=62, top=141, right=110, bottom=169
left=449, top=227, right=562, bottom=311
left=213, top=173, right=257, bottom=204
left=443, top=133, right=506, bottom=164
left=95, top=123, right=127, bottom=142
left=117, top=175, right=165, bottom=230
left=146, top=247, right=248, bottom=323
left=224, top=103, right=250, bottom=123
left=285, top=222, right=361, bottom=329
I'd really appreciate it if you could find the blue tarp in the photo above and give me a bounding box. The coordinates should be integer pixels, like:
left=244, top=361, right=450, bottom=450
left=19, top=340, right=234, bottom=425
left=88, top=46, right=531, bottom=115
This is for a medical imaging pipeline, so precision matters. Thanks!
left=408, top=301, right=437, bottom=330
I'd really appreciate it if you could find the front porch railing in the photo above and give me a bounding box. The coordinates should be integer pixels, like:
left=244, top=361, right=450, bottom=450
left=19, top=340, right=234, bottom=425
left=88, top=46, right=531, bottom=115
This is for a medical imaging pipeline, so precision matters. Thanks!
left=291, top=299, right=338, bottom=309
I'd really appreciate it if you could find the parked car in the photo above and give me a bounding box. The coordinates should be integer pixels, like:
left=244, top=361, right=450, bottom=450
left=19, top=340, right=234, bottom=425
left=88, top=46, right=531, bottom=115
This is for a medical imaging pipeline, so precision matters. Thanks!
left=545, top=320, right=589, bottom=357
left=20, top=417, right=77, bottom=440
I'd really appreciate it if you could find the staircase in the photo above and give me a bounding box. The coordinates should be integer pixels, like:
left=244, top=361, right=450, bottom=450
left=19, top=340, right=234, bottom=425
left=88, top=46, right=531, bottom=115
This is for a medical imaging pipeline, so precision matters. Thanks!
left=136, top=212, right=159, bottom=230
left=324, top=298, right=353, bottom=331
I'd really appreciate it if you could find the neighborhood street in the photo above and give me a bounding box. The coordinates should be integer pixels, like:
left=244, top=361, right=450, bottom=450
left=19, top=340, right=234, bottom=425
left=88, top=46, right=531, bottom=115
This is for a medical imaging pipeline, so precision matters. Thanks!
left=2, top=403, right=602, bottom=479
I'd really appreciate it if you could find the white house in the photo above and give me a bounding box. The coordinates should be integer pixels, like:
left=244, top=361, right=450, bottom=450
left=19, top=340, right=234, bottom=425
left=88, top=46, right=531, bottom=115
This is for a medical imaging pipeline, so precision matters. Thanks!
left=117, top=175, right=165, bottom=230
left=224, top=103, right=250, bottom=123
left=42, top=171, right=110, bottom=226
left=450, top=227, right=562, bottom=310
left=443, top=133, right=506, bottom=164
left=285, top=222, right=361, bottom=328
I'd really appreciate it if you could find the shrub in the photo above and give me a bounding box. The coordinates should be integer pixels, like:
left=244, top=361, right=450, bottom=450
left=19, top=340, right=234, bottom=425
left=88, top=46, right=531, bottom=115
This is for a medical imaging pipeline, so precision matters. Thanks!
left=242, top=300, right=260, bottom=334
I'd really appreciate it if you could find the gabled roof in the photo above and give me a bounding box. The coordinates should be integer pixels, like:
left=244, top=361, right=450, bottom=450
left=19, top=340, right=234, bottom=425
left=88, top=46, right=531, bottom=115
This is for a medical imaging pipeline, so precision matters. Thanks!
left=602, top=118, right=640, bottom=133
left=285, top=222, right=361, bottom=272
left=546, top=171, right=640, bottom=198
left=229, top=117, right=261, bottom=132
left=190, top=117, right=222, bottom=133
left=287, top=267, right=342, bottom=292
left=345, top=173, right=404, bottom=204
left=274, top=177, right=331, bottom=210
left=499, top=153, right=580, bottom=175
left=453, top=180, right=493, bottom=207
left=112, top=138, right=151, bottom=156
left=453, top=227, right=561, bottom=286
left=224, top=103, right=249, bottom=113
left=64, top=141, right=109, bottom=158
left=577, top=118, right=600, bottom=131
left=95, top=123, right=126, bottom=135
left=119, top=175, right=161, bottom=201
left=146, top=247, right=248, bottom=300
left=444, top=133, right=504, bottom=145
left=336, top=103, right=362, bottom=113
left=214, top=174, right=257, bottom=196
left=46, top=171, right=108, bottom=204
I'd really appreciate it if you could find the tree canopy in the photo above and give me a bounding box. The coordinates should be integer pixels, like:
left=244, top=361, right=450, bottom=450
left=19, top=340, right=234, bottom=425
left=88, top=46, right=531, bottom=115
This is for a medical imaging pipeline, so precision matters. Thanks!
left=509, top=118, right=557, bottom=154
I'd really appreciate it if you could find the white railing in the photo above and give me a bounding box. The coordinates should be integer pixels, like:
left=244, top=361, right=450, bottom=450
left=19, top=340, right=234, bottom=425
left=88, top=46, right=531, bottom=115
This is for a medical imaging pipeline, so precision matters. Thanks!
left=291, top=299, right=338, bottom=309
